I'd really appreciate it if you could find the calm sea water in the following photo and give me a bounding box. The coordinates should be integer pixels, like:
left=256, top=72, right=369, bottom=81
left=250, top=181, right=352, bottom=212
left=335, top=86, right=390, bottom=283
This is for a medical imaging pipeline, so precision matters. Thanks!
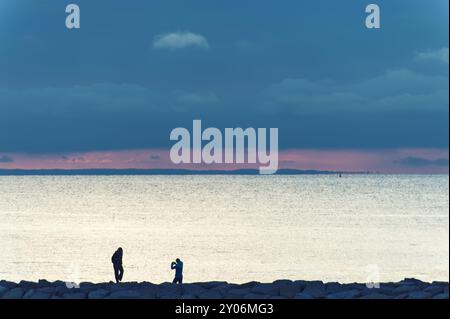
left=0, top=175, right=448, bottom=284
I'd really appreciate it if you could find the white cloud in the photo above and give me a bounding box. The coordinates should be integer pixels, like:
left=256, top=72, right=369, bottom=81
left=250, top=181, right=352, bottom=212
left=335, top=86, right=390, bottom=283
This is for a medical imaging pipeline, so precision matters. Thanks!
left=415, top=48, right=449, bottom=64
left=153, top=31, right=209, bottom=50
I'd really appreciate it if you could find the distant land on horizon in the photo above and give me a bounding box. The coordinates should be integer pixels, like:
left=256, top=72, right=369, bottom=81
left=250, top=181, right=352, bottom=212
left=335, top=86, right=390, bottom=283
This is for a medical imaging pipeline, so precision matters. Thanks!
left=0, top=168, right=372, bottom=176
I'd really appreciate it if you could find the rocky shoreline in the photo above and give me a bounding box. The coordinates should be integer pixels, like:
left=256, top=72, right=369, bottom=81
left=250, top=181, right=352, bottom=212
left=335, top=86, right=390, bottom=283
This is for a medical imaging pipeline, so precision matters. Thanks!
left=1, top=278, right=448, bottom=299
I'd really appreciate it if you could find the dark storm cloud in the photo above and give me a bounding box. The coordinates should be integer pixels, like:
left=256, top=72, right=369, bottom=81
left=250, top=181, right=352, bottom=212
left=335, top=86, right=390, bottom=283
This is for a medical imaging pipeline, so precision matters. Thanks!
left=0, top=0, right=448, bottom=153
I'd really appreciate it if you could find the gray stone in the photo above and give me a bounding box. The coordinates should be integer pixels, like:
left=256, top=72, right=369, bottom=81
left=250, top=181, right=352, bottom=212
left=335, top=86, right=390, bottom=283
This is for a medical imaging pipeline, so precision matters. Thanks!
left=23, top=289, right=35, bottom=299
left=156, top=283, right=182, bottom=299
left=359, top=292, right=390, bottom=299
left=279, top=284, right=301, bottom=298
left=0, top=285, right=9, bottom=296
left=424, top=285, right=444, bottom=295
left=227, top=288, right=250, bottom=299
left=19, top=281, right=38, bottom=289
left=244, top=293, right=269, bottom=299
left=110, top=290, right=141, bottom=299
left=2, top=287, right=25, bottom=299
left=182, top=284, right=207, bottom=297
left=62, top=292, right=87, bottom=299
left=326, top=289, right=361, bottom=299
left=198, top=281, right=228, bottom=289
left=293, top=293, right=314, bottom=299
left=199, top=291, right=223, bottom=299
left=251, top=283, right=279, bottom=296
left=432, top=293, right=449, bottom=299
left=407, top=291, right=432, bottom=299
left=29, top=291, right=51, bottom=299
left=392, top=284, right=420, bottom=294
left=0, top=281, right=17, bottom=289
left=326, top=282, right=344, bottom=294
left=302, top=281, right=326, bottom=298
left=240, top=281, right=259, bottom=289
left=88, top=289, right=110, bottom=299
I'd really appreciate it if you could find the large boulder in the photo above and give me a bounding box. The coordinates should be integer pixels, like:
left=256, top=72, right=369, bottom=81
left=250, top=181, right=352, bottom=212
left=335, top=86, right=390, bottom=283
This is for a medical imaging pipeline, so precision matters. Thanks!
left=407, top=291, right=432, bottom=299
left=110, top=290, right=141, bottom=299
left=279, top=284, right=301, bottom=298
left=251, top=283, right=279, bottom=296
left=293, top=293, right=314, bottom=299
left=326, top=290, right=361, bottom=299
left=182, top=284, right=207, bottom=297
left=326, top=282, right=344, bottom=294
left=88, top=289, right=110, bottom=299
left=2, top=287, right=25, bottom=299
left=156, top=283, right=182, bottom=299
left=226, top=288, right=250, bottom=299
left=198, top=290, right=223, bottom=299
left=302, top=281, right=326, bottom=298
left=62, top=292, right=87, bottom=299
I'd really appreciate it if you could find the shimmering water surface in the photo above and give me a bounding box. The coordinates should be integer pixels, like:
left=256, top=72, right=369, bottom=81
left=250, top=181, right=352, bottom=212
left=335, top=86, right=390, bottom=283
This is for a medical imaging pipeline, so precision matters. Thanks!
left=0, top=175, right=448, bottom=284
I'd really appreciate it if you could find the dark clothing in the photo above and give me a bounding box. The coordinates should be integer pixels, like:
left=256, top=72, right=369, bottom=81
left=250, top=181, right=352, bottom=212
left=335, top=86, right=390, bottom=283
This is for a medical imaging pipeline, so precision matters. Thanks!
left=171, top=260, right=183, bottom=284
left=113, top=264, right=124, bottom=283
left=112, top=249, right=124, bottom=283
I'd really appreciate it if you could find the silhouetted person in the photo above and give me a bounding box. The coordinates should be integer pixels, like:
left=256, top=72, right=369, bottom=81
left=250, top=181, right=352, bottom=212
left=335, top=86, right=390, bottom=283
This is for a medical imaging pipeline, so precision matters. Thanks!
left=171, top=258, right=183, bottom=284
left=111, top=247, right=124, bottom=283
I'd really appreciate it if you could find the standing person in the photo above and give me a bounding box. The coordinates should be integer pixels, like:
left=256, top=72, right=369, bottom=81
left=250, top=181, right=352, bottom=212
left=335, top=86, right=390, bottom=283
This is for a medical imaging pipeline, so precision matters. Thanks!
left=111, top=247, right=124, bottom=283
left=171, top=258, right=183, bottom=284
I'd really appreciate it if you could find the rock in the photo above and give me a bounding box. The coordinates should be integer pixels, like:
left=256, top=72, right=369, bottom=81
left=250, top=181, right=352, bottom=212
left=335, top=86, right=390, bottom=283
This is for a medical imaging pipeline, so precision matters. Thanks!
left=23, top=289, right=35, bottom=299
left=226, top=288, right=250, bottom=299
left=272, top=280, right=292, bottom=287
left=88, top=289, right=110, bottom=299
left=182, top=284, right=207, bottom=297
left=407, top=291, right=432, bottom=299
left=392, top=284, right=420, bottom=294
left=211, top=284, right=238, bottom=297
left=359, top=292, right=390, bottom=299
left=240, top=281, right=259, bottom=289
left=156, top=283, right=182, bottom=299
left=0, top=281, right=17, bottom=289
left=293, top=293, right=314, bottom=299
left=251, top=283, right=279, bottom=296
left=137, top=287, right=157, bottom=299
left=326, top=290, right=361, bottom=299
left=180, top=294, right=196, bottom=299
left=38, top=279, right=52, bottom=287
left=0, top=285, right=9, bottom=296
left=326, top=282, right=344, bottom=294
left=29, top=291, right=51, bottom=299
left=424, top=285, right=444, bottom=295
left=2, top=287, right=25, bottom=299
left=244, top=293, right=269, bottom=299
left=62, top=292, right=87, bottom=299
left=432, top=293, right=449, bottom=299
left=394, top=293, right=409, bottom=299
left=198, top=291, right=224, bottom=299
left=36, top=287, right=55, bottom=294
left=19, top=280, right=38, bottom=289
left=279, top=284, right=301, bottom=298
left=269, top=296, right=287, bottom=299
left=199, top=281, right=228, bottom=289
left=110, top=290, right=141, bottom=299
left=302, top=281, right=326, bottom=298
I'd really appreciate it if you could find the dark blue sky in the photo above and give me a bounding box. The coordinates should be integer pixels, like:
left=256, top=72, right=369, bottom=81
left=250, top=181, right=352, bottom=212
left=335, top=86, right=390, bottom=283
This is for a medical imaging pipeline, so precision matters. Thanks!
left=0, top=0, right=448, bottom=153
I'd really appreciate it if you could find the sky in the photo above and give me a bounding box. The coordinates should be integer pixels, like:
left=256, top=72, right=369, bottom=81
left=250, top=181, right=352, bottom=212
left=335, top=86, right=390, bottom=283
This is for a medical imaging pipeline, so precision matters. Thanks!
left=0, top=0, right=448, bottom=173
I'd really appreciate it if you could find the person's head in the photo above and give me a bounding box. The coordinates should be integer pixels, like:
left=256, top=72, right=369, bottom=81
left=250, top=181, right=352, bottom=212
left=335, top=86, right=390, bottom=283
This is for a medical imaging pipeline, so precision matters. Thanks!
left=118, top=247, right=123, bottom=254
left=176, top=258, right=181, bottom=263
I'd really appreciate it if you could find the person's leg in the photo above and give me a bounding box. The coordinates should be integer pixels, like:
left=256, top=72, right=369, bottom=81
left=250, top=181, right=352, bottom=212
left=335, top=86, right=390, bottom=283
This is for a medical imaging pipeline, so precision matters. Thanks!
left=179, top=276, right=183, bottom=284
left=113, top=264, right=120, bottom=283
left=118, top=265, right=124, bottom=282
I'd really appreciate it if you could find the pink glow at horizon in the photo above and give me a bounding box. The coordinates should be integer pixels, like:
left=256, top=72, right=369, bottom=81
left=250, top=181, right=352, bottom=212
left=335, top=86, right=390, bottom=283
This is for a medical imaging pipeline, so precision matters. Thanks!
left=0, top=148, right=448, bottom=174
